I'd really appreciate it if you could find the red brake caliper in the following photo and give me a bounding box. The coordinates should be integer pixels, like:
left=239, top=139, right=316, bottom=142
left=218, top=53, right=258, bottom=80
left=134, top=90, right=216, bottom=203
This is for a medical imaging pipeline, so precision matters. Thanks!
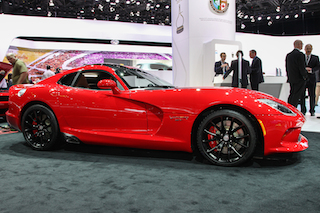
left=208, top=126, right=218, bottom=150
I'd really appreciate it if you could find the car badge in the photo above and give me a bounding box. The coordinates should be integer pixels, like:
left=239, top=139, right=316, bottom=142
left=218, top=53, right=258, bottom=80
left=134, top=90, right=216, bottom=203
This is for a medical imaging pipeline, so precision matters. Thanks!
left=210, top=0, right=229, bottom=14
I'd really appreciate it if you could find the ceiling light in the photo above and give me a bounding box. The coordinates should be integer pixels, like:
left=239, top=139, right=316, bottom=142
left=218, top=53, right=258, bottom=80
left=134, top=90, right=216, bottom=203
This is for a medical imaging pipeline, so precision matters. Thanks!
left=268, top=21, right=273, bottom=26
left=276, top=15, right=280, bottom=19
left=276, top=6, right=280, bottom=12
left=258, top=16, right=262, bottom=21
left=285, top=15, right=289, bottom=19
left=49, top=0, right=54, bottom=7
left=237, top=10, right=243, bottom=18
left=244, top=15, right=248, bottom=19
left=302, top=0, right=310, bottom=3
left=295, top=14, right=299, bottom=18
left=165, top=16, right=170, bottom=23
left=98, top=4, right=103, bottom=11
left=241, top=23, right=246, bottom=29
left=267, top=16, right=271, bottom=20
left=302, top=9, right=306, bottom=13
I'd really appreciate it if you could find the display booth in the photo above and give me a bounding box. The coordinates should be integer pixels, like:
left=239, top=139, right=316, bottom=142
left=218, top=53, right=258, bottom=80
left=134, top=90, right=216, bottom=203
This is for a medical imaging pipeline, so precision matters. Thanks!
left=7, top=38, right=173, bottom=83
left=2, top=13, right=320, bottom=102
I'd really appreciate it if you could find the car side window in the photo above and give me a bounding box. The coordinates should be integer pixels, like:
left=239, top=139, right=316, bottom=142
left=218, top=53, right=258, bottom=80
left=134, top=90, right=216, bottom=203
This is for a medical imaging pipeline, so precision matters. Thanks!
left=150, top=64, right=168, bottom=70
left=59, top=70, right=124, bottom=90
left=59, top=72, right=77, bottom=86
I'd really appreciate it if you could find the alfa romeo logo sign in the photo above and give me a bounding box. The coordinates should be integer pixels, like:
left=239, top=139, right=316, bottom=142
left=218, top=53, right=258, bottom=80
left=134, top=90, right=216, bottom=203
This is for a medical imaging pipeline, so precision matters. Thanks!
left=210, top=0, right=229, bottom=13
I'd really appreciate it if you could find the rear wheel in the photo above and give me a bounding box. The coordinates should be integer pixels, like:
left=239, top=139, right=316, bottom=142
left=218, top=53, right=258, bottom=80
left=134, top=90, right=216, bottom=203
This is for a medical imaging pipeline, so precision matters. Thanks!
left=197, top=109, right=257, bottom=166
left=21, top=104, right=60, bottom=150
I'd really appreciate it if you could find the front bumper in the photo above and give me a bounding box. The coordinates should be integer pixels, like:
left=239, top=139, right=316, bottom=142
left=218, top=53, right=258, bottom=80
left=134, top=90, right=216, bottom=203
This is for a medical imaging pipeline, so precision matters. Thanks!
left=257, top=113, right=308, bottom=156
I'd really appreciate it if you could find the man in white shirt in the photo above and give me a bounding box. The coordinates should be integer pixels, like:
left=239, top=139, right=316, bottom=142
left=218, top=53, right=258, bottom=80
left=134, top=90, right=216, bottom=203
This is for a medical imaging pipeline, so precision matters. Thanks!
left=42, top=65, right=55, bottom=80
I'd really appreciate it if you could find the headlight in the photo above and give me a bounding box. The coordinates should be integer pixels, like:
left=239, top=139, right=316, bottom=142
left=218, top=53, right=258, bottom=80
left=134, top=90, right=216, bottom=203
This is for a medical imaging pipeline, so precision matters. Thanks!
left=18, top=89, right=27, bottom=97
left=258, top=99, right=296, bottom=116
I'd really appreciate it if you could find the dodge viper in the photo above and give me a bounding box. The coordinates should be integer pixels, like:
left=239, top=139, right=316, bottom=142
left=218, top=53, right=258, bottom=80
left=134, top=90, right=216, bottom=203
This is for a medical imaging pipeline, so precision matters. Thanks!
left=6, top=64, right=308, bottom=166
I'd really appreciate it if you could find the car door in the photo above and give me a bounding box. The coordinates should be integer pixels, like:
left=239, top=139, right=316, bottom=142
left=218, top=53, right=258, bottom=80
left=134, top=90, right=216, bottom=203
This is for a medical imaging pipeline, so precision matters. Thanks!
left=57, top=70, right=148, bottom=134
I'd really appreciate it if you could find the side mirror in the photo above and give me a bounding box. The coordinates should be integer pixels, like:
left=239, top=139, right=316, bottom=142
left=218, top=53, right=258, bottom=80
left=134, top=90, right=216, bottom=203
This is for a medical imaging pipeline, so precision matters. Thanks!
left=97, top=79, right=121, bottom=94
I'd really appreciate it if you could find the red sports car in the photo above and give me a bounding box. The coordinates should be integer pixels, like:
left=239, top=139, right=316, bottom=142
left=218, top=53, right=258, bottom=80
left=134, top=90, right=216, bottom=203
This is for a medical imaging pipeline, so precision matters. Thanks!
left=6, top=64, right=308, bottom=166
left=0, top=62, right=12, bottom=117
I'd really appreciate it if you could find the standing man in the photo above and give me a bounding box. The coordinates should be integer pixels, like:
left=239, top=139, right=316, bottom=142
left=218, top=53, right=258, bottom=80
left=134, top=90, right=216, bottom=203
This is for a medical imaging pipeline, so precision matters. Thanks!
left=223, top=50, right=251, bottom=88
left=249, top=50, right=264, bottom=91
left=214, top=52, right=229, bottom=76
left=42, top=65, right=55, bottom=80
left=300, top=44, right=320, bottom=116
left=285, top=40, right=308, bottom=108
left=6, top=53, right=29, bottom=85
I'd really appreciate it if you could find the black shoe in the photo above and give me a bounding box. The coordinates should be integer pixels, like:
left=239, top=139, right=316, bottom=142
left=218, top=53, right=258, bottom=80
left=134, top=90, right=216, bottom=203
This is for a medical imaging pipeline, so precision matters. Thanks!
left=311, top=112, right=315, bottom=116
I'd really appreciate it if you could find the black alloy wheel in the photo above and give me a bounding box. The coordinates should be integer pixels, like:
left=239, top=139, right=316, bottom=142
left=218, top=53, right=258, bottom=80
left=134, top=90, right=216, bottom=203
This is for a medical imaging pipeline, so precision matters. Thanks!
left=21, top=104, right=60, bottom=150
left=197, top=109, right=257, bottom=166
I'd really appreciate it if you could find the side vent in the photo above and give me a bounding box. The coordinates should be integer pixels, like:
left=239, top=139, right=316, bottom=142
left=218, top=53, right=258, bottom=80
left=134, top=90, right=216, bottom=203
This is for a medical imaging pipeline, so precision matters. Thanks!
left=63, top=133, right=81, bottom=144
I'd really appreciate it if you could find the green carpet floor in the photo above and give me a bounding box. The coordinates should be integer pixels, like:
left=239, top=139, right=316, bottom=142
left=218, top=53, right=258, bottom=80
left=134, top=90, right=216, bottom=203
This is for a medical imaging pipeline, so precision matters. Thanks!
left=0, top=131, right=319, bottom=213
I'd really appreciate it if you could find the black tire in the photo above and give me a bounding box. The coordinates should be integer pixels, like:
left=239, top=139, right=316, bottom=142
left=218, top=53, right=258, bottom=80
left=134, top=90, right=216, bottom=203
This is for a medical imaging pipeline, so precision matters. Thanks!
left=197, top=109, right=257, bottom=166
left=21, top=104, right=61, bottom=151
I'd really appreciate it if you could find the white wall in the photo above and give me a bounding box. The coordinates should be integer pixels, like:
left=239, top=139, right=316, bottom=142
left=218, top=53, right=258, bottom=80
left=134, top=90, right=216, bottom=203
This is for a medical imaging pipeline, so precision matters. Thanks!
left=235, top=33, right=320, bottom=76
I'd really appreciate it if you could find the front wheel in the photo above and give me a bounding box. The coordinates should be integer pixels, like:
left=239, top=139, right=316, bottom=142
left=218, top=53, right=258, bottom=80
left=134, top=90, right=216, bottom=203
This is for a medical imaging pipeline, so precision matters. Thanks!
left=197, top=109, right=257, bottom=166
left=21, top=104, right=61, bottom=150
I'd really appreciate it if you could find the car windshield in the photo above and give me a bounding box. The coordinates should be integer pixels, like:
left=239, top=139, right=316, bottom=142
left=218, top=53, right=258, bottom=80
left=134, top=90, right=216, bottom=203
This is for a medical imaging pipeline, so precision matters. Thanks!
left=105, top=64, right=174, bottom=89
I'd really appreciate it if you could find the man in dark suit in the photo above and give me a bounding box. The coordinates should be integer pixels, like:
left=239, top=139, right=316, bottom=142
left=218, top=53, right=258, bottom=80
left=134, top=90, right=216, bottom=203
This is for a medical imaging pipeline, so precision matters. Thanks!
left=300, top=44, right=320, bottom=116
left=285, top=40, right=308, bottom=108
left=249, top=50, right=264, bottom=91
left=214, top=52, right=229, bottom=76
left=223, top=50, right=251, bottom=88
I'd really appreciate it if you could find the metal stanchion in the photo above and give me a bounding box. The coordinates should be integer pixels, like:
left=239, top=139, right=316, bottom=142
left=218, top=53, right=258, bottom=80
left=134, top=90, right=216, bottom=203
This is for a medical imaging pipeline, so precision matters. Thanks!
left=238, top=52, right=242, bottom=87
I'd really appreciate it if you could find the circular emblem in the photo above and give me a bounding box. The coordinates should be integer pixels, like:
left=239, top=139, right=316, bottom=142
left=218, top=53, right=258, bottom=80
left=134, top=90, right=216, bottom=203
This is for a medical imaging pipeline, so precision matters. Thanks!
left=210, top=0, right=229, bottom=13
